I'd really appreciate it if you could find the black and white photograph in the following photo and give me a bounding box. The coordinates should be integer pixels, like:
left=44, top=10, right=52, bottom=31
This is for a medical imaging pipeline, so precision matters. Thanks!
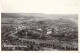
left=1, top=13, right=78, bottom=51
left=1, top=0, right=79, bottom=52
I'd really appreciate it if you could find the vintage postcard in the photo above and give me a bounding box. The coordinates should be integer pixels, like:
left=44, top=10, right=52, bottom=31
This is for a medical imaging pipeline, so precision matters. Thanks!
left=0, top=0, right=79, bottom=53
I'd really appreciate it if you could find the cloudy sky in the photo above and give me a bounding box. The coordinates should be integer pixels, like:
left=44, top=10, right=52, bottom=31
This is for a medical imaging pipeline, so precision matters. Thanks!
left=1, top=0, right=78, bottom=14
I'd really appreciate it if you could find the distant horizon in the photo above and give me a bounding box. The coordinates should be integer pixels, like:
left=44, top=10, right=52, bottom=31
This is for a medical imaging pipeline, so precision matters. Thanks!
left=1, top=13, right=78, bottom=24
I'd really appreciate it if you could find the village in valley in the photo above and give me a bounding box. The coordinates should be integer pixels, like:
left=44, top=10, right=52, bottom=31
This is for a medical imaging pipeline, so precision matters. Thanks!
left=1, top=13, right=78, bottom=51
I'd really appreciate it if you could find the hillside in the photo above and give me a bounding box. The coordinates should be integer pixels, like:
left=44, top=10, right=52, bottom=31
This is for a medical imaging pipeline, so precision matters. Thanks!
left=1, top=13, right=78, bottom=24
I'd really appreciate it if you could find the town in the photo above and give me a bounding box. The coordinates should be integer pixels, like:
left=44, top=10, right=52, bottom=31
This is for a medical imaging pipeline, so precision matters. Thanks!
left=2, top=24, right=78, bottom=51
left=1, top=13, right=78, bottom=51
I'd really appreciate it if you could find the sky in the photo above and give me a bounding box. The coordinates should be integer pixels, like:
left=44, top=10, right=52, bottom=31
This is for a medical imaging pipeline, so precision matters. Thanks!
left=1, top=0, right=78, bottom=14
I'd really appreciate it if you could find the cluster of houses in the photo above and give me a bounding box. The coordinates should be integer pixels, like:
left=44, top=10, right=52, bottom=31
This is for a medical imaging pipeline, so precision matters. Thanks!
left=9, top=25, right=78, bottom=50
